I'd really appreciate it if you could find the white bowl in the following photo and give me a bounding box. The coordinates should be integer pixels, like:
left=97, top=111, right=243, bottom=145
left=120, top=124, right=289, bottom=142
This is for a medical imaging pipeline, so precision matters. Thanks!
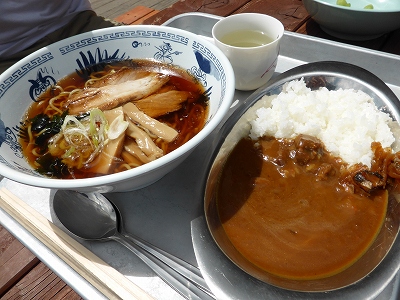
left=303, top=0, right=400, bottom=40
left=0, top=25, right=235, bottom=192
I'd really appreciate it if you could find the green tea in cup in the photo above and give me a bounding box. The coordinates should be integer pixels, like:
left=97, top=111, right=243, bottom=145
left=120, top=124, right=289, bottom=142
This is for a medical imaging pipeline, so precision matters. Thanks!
left=220, top=30, right=274, bottom=48
left=212, top=13, right=284, bottom=90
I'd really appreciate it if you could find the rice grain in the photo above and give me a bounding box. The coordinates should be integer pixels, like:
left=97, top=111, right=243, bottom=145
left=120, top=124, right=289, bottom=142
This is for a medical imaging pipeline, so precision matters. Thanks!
left=249, top=78, right=395, bottom=167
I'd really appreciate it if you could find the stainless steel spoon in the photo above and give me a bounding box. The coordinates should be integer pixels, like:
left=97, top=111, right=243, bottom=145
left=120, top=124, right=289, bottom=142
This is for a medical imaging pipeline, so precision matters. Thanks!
left=53, top=190, right=215, bottom=300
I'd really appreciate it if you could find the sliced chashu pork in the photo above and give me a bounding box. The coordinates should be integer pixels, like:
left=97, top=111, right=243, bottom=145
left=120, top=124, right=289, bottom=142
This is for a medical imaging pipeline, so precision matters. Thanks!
left=65, top=72, right=169, bottom=115
left=87, top=68, right=150, bottom=88
left=134, top=90, right=191, bottom=118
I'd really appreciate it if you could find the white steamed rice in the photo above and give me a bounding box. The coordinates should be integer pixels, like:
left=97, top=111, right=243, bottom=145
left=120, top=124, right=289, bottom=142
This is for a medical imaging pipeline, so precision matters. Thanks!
left=249, top=78, right=395, bottom=167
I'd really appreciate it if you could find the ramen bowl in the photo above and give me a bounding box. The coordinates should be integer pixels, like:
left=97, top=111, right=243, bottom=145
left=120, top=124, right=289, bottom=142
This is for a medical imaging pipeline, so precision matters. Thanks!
left=302, top=0, right=400, bottom=40
left=0, top=25, right=235, bottom=192
left=203, top=61, right=400, bottom=293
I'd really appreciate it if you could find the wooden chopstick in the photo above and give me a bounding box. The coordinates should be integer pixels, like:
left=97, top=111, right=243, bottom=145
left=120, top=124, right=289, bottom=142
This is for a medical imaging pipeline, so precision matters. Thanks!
left=0, top=187, right=153, bottom=300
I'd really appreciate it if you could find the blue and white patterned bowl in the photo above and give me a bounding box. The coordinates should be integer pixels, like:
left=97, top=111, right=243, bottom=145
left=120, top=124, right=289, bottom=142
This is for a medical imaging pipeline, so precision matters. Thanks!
left=0, top=25, right=235, bottom=192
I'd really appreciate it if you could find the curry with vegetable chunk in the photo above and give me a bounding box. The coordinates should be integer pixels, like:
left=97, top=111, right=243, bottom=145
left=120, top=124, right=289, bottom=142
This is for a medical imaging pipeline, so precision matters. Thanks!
left=217, top=135, right=388, bottom=280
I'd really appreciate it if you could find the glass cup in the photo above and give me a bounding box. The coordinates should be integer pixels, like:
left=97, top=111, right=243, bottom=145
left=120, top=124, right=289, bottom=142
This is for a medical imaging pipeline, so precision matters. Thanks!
left=212, top=13, right=284, bottom=91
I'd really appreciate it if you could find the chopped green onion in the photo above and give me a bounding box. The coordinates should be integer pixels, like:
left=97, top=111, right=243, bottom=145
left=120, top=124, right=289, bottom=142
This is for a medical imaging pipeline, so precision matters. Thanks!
left=89, top=108, right=107, bottom=148
left=55, top=108, right=109, bottom=166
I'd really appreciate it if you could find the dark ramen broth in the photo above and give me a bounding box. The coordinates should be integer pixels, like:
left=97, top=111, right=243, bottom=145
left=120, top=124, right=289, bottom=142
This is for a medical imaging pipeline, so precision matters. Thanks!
left=20, top=59, right=209, bottom=179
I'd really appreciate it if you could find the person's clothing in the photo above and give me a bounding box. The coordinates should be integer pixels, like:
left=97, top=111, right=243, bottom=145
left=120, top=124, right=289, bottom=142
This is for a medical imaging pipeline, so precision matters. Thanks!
left=0, top=1, right=117, bottom=74
left=0, top=0, right=92, bottom=58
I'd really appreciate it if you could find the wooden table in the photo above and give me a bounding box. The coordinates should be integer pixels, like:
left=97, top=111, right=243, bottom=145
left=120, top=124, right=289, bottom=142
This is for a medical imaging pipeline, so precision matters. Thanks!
left=2, top=0, right=400, bottom=299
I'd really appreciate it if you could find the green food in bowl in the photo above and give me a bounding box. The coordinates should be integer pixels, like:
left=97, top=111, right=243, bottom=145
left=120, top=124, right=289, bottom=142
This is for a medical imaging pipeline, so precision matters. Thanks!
left=337, top=0, right=351, bottom=7
left=336, top=0, right=374, bottom=9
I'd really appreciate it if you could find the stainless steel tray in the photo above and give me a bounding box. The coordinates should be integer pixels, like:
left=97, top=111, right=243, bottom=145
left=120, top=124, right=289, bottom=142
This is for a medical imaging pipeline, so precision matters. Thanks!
left=164, top=12, right=400, bottom=300
left=1, top=12, right=400, bottom=300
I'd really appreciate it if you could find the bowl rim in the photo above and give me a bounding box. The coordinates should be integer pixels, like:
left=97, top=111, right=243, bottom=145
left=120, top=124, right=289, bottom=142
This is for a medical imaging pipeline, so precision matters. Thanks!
left=309, top=0, right=400, bottom=13
left=0, top=24, right=235, bottom=190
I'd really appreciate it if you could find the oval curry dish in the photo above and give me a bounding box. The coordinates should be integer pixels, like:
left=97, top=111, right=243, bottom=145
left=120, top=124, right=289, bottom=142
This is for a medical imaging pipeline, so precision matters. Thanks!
left=217, top=136, right=388, bottom=281
left=204, top=61, right=400, bottom=292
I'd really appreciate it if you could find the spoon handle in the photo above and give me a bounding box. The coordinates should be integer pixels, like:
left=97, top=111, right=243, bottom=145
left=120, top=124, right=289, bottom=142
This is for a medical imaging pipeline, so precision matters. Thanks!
left=123, top=233, right=214, bottom=297
left=114, top=233, right=215, bottom=300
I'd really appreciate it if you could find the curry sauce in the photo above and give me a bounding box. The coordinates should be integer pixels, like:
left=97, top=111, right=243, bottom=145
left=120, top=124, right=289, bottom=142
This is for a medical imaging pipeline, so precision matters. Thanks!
left=217, top=135, right=388, bottom=280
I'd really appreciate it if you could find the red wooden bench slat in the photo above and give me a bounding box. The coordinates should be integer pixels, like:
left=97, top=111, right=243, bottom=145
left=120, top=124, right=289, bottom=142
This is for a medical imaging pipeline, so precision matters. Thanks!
left=0, top=226, right=40, bottom=296
left=1, top=262, right=82, bottom=300
left=114, top=5, right=159, bottom=25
